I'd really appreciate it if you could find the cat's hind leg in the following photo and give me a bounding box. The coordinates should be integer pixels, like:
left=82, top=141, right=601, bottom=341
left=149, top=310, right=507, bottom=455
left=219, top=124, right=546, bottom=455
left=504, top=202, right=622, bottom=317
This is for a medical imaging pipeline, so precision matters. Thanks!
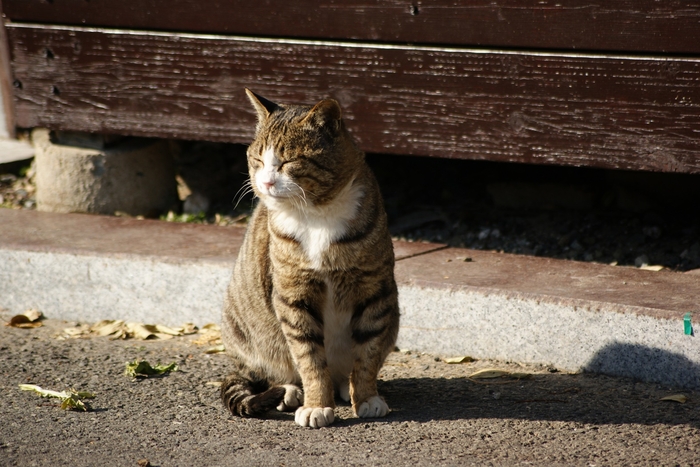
left=220, top=371, right=285, bottom=417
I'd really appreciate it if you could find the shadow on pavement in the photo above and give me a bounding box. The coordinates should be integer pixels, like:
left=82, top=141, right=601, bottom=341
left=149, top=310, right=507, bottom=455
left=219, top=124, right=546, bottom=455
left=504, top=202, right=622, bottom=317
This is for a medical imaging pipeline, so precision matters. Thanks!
left=370, top=371, right=699, bottom=428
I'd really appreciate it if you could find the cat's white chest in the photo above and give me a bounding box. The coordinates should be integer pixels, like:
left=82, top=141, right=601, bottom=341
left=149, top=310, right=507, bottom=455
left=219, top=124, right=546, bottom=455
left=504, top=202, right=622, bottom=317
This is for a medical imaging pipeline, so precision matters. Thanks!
left=272, top=209, right=347, bottom=269
left=269, top=181, right=363, bottom=270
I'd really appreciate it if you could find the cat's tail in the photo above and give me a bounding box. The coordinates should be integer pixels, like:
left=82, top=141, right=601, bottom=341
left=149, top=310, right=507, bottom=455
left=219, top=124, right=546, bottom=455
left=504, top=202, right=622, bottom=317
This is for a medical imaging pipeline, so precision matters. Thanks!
left=220, top=372, right=286, bottom=417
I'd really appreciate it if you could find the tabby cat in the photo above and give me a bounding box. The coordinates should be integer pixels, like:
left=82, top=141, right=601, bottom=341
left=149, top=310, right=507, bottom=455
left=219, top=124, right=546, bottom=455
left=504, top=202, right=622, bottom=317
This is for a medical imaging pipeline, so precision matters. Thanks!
left=220, top=90, right=400, bottom=428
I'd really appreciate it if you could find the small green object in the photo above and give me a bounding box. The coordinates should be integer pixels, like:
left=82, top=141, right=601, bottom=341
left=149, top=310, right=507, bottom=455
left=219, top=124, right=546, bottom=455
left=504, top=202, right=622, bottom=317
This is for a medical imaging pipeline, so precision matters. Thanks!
left=125, top=360, right=178, bottom=378
left=684, top=313, right=693, bottom=336
left=19, top=384, right=95, bottom=411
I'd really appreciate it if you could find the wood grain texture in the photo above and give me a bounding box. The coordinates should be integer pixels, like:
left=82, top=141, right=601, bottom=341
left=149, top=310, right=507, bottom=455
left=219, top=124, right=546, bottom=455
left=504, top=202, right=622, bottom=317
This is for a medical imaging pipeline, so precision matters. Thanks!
left=7, top=24, right=700, bottom=173
left=3, top=0, right=700, bottom=54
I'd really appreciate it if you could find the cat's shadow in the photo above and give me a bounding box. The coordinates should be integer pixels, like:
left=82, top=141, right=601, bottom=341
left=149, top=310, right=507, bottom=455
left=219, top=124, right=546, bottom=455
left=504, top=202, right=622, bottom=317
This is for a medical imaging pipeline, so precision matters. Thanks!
left=264, top=343, right=699, bottom=428
left=344, top=372, right=699, bottom=428
left=262, top=373, right=698, bottom=428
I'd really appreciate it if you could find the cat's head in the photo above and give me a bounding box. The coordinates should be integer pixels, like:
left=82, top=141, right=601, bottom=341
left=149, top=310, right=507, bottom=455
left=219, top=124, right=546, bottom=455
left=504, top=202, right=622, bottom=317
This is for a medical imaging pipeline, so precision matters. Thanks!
left=244, top=89, right=362, bottom=208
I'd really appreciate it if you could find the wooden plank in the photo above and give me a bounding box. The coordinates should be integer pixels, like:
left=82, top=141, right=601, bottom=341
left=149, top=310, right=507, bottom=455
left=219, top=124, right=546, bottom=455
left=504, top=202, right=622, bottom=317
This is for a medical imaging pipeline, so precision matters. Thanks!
left=0, top=0, right=16, bottom=137
left=3, top=0, right=700, bottom=54
left=7, top=24, right=700, bottom=173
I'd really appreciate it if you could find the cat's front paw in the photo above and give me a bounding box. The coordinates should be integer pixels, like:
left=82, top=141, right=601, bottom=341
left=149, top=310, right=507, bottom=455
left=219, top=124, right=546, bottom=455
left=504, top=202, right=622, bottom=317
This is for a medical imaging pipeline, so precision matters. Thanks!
left=356, top=395, right=389, bottom=418
left=277, top=385, right=303, bottom=412
left=294, top=406, right=335, bottom=428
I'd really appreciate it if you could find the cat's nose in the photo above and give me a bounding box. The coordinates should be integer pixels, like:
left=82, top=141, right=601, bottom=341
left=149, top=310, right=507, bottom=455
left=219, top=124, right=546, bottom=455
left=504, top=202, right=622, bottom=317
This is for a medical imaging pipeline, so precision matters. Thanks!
left=261, top=180, right=275, bottom=190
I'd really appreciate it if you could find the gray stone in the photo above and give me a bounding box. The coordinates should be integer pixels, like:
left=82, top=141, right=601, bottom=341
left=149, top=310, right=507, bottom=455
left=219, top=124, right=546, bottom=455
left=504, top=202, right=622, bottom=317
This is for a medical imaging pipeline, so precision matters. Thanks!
left=33, top=128, right=177, bottom=216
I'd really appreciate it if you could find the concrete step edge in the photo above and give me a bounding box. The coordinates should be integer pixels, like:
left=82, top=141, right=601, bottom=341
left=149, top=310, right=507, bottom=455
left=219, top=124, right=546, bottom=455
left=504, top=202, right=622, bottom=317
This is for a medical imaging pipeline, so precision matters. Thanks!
left=1, top=208, right=697, bottom=389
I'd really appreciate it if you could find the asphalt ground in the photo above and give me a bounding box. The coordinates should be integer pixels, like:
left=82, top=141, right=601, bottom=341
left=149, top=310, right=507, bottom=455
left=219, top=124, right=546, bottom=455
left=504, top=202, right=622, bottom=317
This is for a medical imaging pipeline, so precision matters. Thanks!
left=1, top=318, right=698, bottom=466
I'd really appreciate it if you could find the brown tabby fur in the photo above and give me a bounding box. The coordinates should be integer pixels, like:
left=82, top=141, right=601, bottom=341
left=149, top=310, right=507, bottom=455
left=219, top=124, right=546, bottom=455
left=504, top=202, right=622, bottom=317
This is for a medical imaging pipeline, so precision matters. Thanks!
left=220, top=90, right=399, bottom=427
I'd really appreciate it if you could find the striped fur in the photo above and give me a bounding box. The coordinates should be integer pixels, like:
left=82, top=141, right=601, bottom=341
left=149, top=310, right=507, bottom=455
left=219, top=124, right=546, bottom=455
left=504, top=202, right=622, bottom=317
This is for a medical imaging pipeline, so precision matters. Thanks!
left=220, top=90, right=399, bottom=427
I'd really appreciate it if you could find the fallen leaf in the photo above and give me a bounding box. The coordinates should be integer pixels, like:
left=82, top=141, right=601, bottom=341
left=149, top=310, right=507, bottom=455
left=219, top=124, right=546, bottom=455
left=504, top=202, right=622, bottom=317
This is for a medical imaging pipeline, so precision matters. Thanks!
left=510, top=372, right=532, bottom=380
left=23, top=309, right=42, bottom=322
left=127, top=323, right=170, bottom=340
left=77, top=320, right=198, bottom=340
left=180, top=322, right=199, bottom=335
left=19, top=384, right=95, bottom=411
left=91, top=320, right=126, bottom=338
left=191, top=323, right=222, bottom=346
left=206, top=381, right=223, bottom=387
left=5, top=309, right=43, bottom=328
left=124, top=360, right=179, bottom=378
left=639, top=265, right=665, bottom=272
left=660, top=394, right=687, bottom=403
left=469, top=368, right=511, bottom=379
left=153, top=323, right=193, bottom=336
left=61, top=326, right=91, bottom=338
left=205, top=344, right=225, bottom=354
left=444, top=356, right=476, bottom=364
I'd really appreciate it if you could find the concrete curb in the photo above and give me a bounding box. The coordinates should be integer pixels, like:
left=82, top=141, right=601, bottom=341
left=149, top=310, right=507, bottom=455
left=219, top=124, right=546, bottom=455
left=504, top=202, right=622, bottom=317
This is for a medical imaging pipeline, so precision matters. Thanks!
left=1, top=208, right=698, bottom=390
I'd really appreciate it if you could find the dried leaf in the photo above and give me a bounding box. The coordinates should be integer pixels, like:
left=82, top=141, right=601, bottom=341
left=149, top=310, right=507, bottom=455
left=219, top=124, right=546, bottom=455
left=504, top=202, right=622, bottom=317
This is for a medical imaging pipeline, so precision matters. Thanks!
left=6, top=309, right=43, bottom=328
left=124, top=360, right=179, bottom=378
left=153, top=323, right=188, bottom=336
left=19, top=384, right=95, bottom=411
left=205, top=344, right=225, bottom=354
left=639, top=265, right=665, bottom=272
left=62, top=326, right=90, bottom=338
left=469, top=368, right=511, bottom=380
left=91, top=320, right=126, bottom=337
left=180, top=322, right=198, bottom=335
left=191, top=323, right=222, bottom=346
left=23, top=309, right=42, bottom=321
left=66, top=320, right=203, bottom=341
left=206, top=381, right=223, bottom=387
left=126, top=323, right=161, bottom=340
left=660, top=394, right=687, bottom=403
left=510, top=372, right=532, bottom=380
left=444, top=356, right=476, bottom=364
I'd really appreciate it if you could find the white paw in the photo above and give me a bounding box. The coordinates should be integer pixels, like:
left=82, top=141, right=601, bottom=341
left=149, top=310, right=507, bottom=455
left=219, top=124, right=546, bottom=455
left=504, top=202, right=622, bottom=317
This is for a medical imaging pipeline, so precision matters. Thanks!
left=356, top=395, right=389, bottom=418
left=294, top=407, right=335, bottom=428
left=338, top=380, right=351, bottom=402
left=276, top=385, right=303, bottom=412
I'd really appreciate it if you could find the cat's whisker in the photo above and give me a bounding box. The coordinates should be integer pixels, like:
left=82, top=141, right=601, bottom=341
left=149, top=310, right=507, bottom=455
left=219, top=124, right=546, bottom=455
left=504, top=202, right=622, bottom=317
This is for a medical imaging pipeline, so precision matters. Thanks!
left=290, top=182, right=310, bottom=205
left=233, top=181, right=255, bottom=209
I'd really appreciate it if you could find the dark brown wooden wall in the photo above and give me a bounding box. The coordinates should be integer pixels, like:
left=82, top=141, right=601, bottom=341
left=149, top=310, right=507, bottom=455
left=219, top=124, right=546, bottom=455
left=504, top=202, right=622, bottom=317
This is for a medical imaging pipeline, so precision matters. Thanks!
left=4, top=0, right=700, bottom=54
left=3, top=1, right=700, bottom=173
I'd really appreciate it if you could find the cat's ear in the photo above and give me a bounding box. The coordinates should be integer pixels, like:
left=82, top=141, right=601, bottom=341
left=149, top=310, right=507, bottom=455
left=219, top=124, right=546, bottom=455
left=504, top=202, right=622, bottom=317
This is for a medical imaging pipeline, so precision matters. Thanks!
left=245, top=89, right=278, bottom=124
left=301, top=99, right=342, bottom=133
